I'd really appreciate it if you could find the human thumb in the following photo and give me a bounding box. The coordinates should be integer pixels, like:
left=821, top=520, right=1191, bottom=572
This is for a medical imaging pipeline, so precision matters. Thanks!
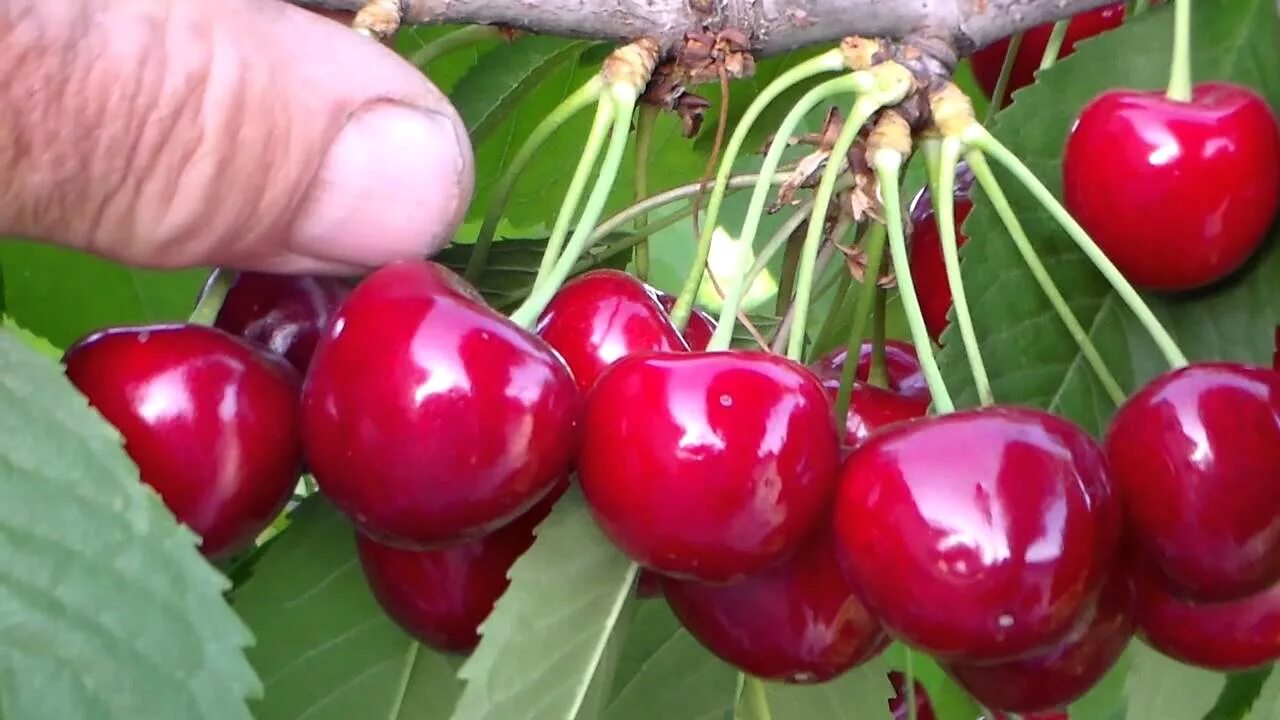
left=0, top=0, right=474, bottom=273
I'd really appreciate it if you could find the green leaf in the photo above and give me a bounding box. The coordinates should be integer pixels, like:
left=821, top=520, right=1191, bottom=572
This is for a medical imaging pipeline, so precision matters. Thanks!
left=0, top=325, right=258, bottom=718
left=0, top=314, right=61, bottom=359
left=450, top=488, right=639, bottom=720
left=1070, top=642, right=1134, bottom=720
left=1205, top=666, right=1274, bottom=720
left=1125, top=642, right=1226, bottom=720
left=1245, top=665, right=1280, bottom=720
left=229, top=498, right=463, bottom=720
left=756, top=657, right=895, bottom=720
left=937, top=0, right=1280, bottom=434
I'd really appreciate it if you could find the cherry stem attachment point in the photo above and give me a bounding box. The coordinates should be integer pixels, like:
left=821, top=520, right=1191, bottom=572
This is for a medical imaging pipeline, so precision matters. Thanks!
left=984, top=32, right=1023, bottom=124
left=964, top=150, right=1127, bottom=406
left=408, top=25, right=503, bottom=68
left=632, top=104, right=659, bottom=281
left=1167, top=0, right=1193, bottom=101
left=905, top=649, right=919, bottom=720
left=834, top=223, right=887, bottom=424
left=964, top=125, right=1189, bottom=369
left=189, top=268, right=233, bottom=327
left=1038, top=20, right=1070, bottom=71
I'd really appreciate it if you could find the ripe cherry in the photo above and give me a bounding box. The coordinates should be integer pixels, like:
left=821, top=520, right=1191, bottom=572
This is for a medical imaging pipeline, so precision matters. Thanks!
left=811, top=339, right=929, bottom=402
left=1063, top=82, right=1280, bottom=291
left=357, top=482, right=566, bottom=653
left=63, top=324, right=303, bottom=558
left=201, top=270, right=352, bottom=374
left=945, top=566, right=1135, bottom=713
left=888, top=671, right=935, bottom=720
left=661, top=527, right=887, bottom=683
left=578, top=351, right=841, bottom=583
left=969, top=3, right=1126, bottom=106
left=825, top=380, right=929, bottom=453
left=654, top=290, right=716, bottom=352
left=907, top=161, right=975, bottom=344
left=834, top=406, right=1120, bottom=663
left=1104, top=362, right=1280, bottom=602
left=536, top=269, right=687, bottom=392
left=301, top=260, right=582, bottom=549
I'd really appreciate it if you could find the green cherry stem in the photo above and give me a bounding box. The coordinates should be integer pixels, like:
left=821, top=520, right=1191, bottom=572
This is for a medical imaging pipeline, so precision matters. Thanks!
left=466, top=76, right=604, bottom=281
left=510, top=86, right=637, bottom=328
left=748, top=677, right=774, bottom=720
left=632, top=104, right=659, bottom=281
left=589, top=172, right=783, bottom=242
left=905, top=649, right=919, bottom=720
left=834, top=223, right=887, bottom=425
left=964, top=150, right=1126, bottom=405
left=408, top=25, right=504, bottom=67
left=1038, top=20, right=1071, bottom=71
left=1167, top=0, right=1193, bottom=102
left=868, top=286, right=890, bottom=388
left=984, top=32, right=1023, bottom=123
left=189, top=268, right=233, bottom=326
left=1129, top=0, right=1153, bottom=18
left=873, top=149, right=957, bottom=413
left=667, top=49, right=848, bottom=331
left=935, top=136, right=994, bottom=405
left=965, top=125, right=1189, bottom=368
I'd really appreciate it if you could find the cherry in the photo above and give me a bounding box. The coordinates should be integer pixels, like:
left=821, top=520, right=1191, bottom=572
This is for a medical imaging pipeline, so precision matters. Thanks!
left=825, top=380, right=929, bottom=453
left=888, top=671, right=935, bottom=720
left=63, top=324, right=302, bottom=558
left=970, top=3, right=1126, bottom=106
left=578, top=350, right=841, bottom=584
left=1134, top=557, right=1280, bottom=671
left=833, top=406, right=1121, bottom=663
left=906, top=161, right=975, bottom=344
left=535, top=269, right=688, bottom=393
left=202, top=271, right=352, bottom=375
left=945, top=566, right=1135, bottom=714
left=1104, top=362, right=1280, bottom=602
left=356, top=482, right=566, bottom=653
left=811, top=339, right=929, bottom=402
left=661, top=527, right=887, bottom=683
left=301, top=260, right=582, bottom=549
left=653, top=290, right=716, bottom=352
left=1063, top=82, right=1280, bottom=291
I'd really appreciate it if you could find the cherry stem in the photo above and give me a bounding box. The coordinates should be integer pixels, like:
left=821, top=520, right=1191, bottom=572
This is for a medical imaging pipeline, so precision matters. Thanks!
left=1166, top=0, right=1192, bottom=102
left=873, top=150, right=957, bottom=414
left=933, top=136, right=994, bottom=405
left=965, top=126, right=1189, bottom=369
left=466, top=77, right=604, bottom=281
left=773, top=240, right=841, bottom=355
left=748, top=677, right=774, bottom=720
left=188, top=268, right=233, bottom=326
left=905, top=649, right=919, bottom=720
left=964, top=150, right=1127, bottom=406
left=667, top=49, right=848, bottom=331
left=835, top=223, right=887, bottom=425
left=407, top=25, right=503, bottom=67
left=590, top=172, right=783, bottom=241
left=1038, top=20, right=1070, bottom=71
left=510, top=87, right=636, bottom=328
left=632, top=104, right=659, bottom=281
left=868, top=287, right=890, bottom=388
left=1129, top=0, right=1153, bottom=17
left=984, top=32, right=1023, bottom=124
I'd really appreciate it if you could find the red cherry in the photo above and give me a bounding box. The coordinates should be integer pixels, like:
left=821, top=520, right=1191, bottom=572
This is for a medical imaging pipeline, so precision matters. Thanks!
left=986, top=713, right=1069, bottom=720
left=945, top=566, right=1135, bottom=713
left=661, top=527, right=887, bottom=683
left=1104, top=363, right=1280, bottom=602
left=888, top=671, right=935, bottom=720
left=1134, top=558, right=1280, bottom=670
left=63, top=324, right=302, bottom=558
left=653, top=290, right=717, bottom=352
left=906, top=162, right=975, bottom=344
left=970, top=3, right=1126, bottom=106
left=1063, top=83, right=1280, bottom=291
left=811, top=339, right=929, bottom=402
left=578, top=351, right=841, bottom=583
left=824, top=380, right=929, bottom=453
left=203, top=271, right=351, bottom=375
left=356, top=482, right=566, bottom=653
left=301, top=260, right=582, bottom=549
left=536, top=269, right=688, bottom=393
left=834, top=406, right=1121, bottom=663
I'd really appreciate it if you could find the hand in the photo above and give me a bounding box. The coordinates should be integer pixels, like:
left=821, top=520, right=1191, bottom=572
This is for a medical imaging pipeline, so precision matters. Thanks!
left=0, top=0, right=474, bottom=274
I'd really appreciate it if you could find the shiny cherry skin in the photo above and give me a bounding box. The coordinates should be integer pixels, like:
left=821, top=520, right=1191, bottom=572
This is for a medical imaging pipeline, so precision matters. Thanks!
left=357, top=481, right=567, bottom=653
left=202, top=270, right=352, bottom=374
left=536, top=269, right=688, bottom=392
left=811, top=340, right=929, bottom=402
left=970, top=3, right=1126, bottom=106
left=888, top=671, right=936, bottom=720
left=1063, top=83, right=1280, bottom=291
left=661, top=527, right=887, bottom=683
left=1104, top=363, right=1280, bottom=602
left=907, top=161, right=976, bottom=343
left=825, top=380, right=929, bottom=454
left=301, top=260, right=582, bottom=549
left=834, top=406, right=1121, bottom=663
left=653, top=290, right=717, bottom=352
left=1134, top=558, right=1280, bottom=670
left=945, top=566, right=1134, bottom=713
left=63, top=324, right=303, bottom=558
left=578, top=350, right=841, bottom=583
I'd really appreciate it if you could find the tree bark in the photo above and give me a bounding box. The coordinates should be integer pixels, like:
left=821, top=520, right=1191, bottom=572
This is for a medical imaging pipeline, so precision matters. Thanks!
left=293, top=0, right=1120, bottom=58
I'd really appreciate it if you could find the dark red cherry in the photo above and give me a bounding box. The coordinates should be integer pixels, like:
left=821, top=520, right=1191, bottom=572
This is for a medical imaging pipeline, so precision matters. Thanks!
left=824, top=380, right=929, bottom=453
left=888, top=671, right=935, bottom=720
left=811, top=340, right=929, bottom=402
left=201, top=270, right=352, bottom=374
left=970, top=3, right=1126, bottom=106
left=1104, top=362, right=1280, bottom=601
left=1063, top=83, right=1280, bottom=290
left=63, top=324, right=302, bottom=558
left=301, top=260, right=582, bottom=549
left=536, top=269, right=688, bottom=392
left=1134, top=558, right=1280, bottom=671
left=654, top=290, right=717, bottom=352
left=945, top=566, right=1134, bottom=713
left=834, top=406, right=1121, bottom=663
left=661, top=527, right=887, bottom=683
left=356, top=481, right=566, bottom=653
left=907, top=162, right=975, bottom=343
left=986, top=713, right=1070, bottom=720
left=578, top=351, right=841, bottom=583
